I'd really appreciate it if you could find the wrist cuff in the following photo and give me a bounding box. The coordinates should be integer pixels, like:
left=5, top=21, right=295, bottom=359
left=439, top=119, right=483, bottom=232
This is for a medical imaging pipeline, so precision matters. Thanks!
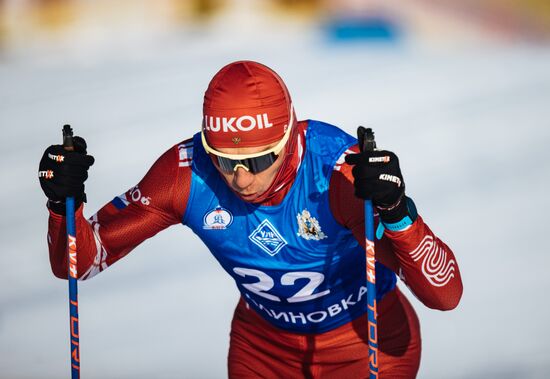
left=376, top=216, right=414, bottom=239
left=47, top=195, right=85, bottom=215
left=377, top=194, right=408, bottom=223
left=375, top=196, right=418, bottom=239
left=47, top=199, right=67, bottom=215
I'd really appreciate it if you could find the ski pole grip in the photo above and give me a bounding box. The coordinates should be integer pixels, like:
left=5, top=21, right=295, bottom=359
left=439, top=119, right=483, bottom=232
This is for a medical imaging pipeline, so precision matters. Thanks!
left=359, top=126, right=376, bottom=153
left=62, top=124, right=74, bottom=151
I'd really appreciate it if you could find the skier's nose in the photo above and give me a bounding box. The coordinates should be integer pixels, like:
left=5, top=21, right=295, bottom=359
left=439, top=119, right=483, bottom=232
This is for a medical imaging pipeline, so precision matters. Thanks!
left=233, top=167, right=254, bottom=190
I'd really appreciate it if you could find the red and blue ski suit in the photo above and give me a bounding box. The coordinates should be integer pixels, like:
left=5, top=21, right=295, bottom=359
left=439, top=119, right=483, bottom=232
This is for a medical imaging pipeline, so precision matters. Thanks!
left=46, top=120, right=463, bottom=378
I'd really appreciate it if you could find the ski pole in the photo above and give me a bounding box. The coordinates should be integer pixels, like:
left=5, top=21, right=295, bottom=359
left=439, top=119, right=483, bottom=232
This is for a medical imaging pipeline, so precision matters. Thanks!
left=360, top=127, right=378, bottom=378
left=63, top=124, right=81, bottom=379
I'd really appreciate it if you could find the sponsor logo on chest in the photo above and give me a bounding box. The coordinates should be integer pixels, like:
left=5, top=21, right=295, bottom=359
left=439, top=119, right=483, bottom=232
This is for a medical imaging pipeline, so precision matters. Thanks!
left=203, top=206, right=233, bottom=230
left=249, top=219, right=287, bottom=256
left=296, top=209, right=327, bottom=241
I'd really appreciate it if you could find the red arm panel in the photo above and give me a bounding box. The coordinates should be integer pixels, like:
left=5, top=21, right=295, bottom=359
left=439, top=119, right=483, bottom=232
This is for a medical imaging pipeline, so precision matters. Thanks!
left=329, top=144, right=463, bottom=310
left=47, top=139, right=193, bottom=280
left=384, top=219, right=463, bottom=310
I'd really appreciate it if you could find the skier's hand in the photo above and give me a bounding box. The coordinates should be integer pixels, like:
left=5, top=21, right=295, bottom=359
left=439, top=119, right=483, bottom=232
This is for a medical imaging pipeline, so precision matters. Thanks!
left=38, top=136, right=95, bottom=215
left=345, top=146, right=407, bottom=223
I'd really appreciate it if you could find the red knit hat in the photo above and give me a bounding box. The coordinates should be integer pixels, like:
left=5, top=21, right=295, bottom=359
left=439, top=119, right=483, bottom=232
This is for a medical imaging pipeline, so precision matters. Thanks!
left=202, top=61, right=295, bottom=149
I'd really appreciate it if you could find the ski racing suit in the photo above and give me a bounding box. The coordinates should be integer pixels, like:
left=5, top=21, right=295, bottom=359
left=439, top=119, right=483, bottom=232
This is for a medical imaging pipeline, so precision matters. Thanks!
left=46, top=120, right=463, bottom=378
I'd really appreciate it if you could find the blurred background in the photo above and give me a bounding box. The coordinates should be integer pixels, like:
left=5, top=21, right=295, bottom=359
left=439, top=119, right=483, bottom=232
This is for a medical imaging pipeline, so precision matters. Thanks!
left=1, top=0, right=550, bottom=378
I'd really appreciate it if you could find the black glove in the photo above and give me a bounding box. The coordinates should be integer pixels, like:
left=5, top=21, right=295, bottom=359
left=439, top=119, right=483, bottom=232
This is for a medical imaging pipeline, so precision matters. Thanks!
left=344, top=129, right=407, bottom=223
left=38, top=136, right=95, bottom=215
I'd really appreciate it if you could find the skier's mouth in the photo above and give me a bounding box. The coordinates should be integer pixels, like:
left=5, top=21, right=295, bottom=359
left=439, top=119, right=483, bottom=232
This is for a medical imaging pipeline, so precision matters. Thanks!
left=239, top=192, right=258, bottom=201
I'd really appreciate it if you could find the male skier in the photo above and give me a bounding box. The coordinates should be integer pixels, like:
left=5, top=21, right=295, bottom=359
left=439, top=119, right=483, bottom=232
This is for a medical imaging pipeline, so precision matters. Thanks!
left=39, top=60, right=462, bottom=378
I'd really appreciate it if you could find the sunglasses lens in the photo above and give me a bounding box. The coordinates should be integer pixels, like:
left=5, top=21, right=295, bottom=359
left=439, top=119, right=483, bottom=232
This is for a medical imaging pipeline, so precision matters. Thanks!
left=216, top=156, right=236, bottom=172
left=247, top=153, right=277, bottom=173
left=216, top=152, right=278, bottom=174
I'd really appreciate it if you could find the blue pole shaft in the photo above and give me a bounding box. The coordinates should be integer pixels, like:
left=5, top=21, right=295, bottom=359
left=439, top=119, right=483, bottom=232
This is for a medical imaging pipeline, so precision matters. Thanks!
left=66, top=196, right=80, bottom=378
left=365, top=199, right=378, bottom=378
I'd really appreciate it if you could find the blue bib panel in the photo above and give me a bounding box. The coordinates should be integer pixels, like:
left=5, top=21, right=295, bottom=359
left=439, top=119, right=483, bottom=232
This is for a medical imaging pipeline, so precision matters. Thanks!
left=184, top=120, right=396, bottom=333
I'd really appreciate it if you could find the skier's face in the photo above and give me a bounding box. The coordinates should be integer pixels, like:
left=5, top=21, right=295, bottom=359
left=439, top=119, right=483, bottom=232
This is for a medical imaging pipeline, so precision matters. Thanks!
left=213, top=141, right=286, bottom=203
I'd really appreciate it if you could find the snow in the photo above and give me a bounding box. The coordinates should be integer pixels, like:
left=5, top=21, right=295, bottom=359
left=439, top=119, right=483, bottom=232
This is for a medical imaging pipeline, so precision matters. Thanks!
left=1, top=20, right=550, bottom=379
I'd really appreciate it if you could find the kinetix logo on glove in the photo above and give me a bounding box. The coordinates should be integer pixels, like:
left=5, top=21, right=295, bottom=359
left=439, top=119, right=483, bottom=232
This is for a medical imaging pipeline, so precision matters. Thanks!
left=379, top=174, right=402, bottom=187
left=369, top=156, right=390, bottom=163
left=48, top=153, right=65, bottom=163
left=38, top=170, right=54, bottom=179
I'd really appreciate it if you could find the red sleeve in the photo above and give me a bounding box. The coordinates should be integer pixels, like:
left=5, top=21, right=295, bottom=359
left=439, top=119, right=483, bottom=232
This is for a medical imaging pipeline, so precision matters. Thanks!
left=329, top=144, right=463, bottom=310
left=47, top=139, right=193, bottom=280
